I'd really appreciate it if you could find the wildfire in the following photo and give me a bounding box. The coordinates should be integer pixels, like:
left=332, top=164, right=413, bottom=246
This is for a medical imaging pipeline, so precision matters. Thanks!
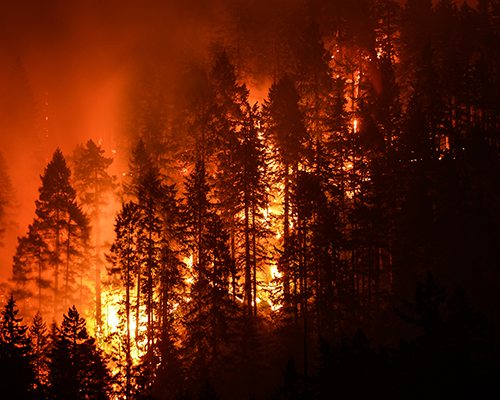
left=261, top=263, right=283, bottom=311
left=99, top=285, right=149, bottom=367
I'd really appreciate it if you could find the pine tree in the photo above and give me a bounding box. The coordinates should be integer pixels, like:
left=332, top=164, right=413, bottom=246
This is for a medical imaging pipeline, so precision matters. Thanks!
left=232, top=103, right=269, bottom=317
left=34, top=149, right=91, bottom=318
left=209, top=51, right=270, bottom=316
left=11, top=222, right=51, bottom=319
left=122, top=139, right=155, bottom=200
left=182, top=158, right=236, bottom=383
left=118, top=64, right=173, bottom=171
left=263, top=75, right=309, bottom=311
left=394, top=271, right=448, bottom=336
left=72, top=139, right=117, bottom=329
left=0, top=295, right=35, bottom=399
left=209, top=50, right=249, bottom=296
left=137, top=168, right=164, bottom=359
left=29, top=311, right=50, bottom=397
left=270, top=357, right=303, bottom=400
left=109, top=174, right=183, bottom=398
left=48, top=306, right=113, bottom=399
left=182, top=159, right=213, bottom=277
left=107, top=201, right=142, bottom=398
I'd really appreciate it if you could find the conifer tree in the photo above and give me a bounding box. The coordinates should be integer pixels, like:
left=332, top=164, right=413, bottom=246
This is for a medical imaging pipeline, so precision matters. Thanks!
left=122, top=138, right=155, bottom=200
left=0, top=295, right=35, bottom=399
left=29, top=311, right=50, bottom=397
left=232, top=103, right=269, bottom=316
left=12, top=149, right=90, bottom=319
left=107, top=201, right=142, bottom=398
left=182, top=159, right=213, bottom=277
left=209, top=50, right=249, bottom=287
left=137, top=168, right=164, bottom=359
left=34, top=149, right=90, bottom=317
left=263, top=75, right=309, bottom=310
left=72, top=139, right=117, bottom=329
left=48, top=306, right=113, bottom=399
left=11, top=222, right=51, bottom=316
left=182, top=158, right=236, bottom=382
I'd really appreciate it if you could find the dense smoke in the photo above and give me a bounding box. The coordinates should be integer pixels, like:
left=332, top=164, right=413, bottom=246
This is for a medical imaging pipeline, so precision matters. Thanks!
left=0, top=0, right=232, bottom=281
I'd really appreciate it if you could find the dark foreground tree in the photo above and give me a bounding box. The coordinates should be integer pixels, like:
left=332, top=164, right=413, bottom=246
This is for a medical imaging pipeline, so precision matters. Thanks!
left=0, top=295, right=34, bottom=399
left=29, top=311, right=50, bottom=398
left=48, top=306, right=113, bottom=399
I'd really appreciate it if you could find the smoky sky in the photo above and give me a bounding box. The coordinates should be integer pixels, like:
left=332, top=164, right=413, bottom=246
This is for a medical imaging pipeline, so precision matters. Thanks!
left=0, top=0, right=225, bottom=281
left=1, top=0, right=221, bottom=149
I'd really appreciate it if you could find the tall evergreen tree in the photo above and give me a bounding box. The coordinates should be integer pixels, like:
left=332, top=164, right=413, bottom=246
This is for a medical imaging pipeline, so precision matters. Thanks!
left=107, top=201, right=142, bottom=398
left=11, top=222, right=51, bottom=317
left=72, top=139, right=117, bottom=330
left=0, top=295, right=35, bottom=399
left=263, top=75, right=309, bottom=311
left=137, top=168, right=164, bottom=359
left=209, top=50, right=249, bottom=291
left=181, top=158, right=236, bottom=385
left=122, top=139, right=155, bottom=200
left=29, top=311, right=50, bottom=398
left=48, top=306, right=113, bottom=399
left=35, top=149, right=90, bottom=317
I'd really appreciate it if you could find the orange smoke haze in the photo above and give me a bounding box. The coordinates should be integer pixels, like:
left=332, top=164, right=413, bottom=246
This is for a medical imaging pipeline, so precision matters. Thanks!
left=0, top=0, right=221, bottom=283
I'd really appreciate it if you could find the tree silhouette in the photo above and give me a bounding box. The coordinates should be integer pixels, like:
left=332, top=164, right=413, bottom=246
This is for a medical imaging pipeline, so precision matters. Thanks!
left=48, top=306, right=113, bottom=399
left=11, top=222, right=51, bottom=318
left=29, top=311, right=50, bottom=398
left=0, top=295, right=34, bottom=399
left=263, top=75, right=309, bottom=311
left=34, top=149, right=91, bottom=317
left=72, top=139, right=117, bottom=329
left=107, top=201, right=142, bottom=398
left=122, top=139, right=155, bottom=200
left=182, top=158, right=236, bottom=385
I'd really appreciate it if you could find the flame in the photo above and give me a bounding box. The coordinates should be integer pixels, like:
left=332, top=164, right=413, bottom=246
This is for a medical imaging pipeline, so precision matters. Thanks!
left=263, top=263, right=283, bottom=311
left=270, top=264, right=282, bottom=279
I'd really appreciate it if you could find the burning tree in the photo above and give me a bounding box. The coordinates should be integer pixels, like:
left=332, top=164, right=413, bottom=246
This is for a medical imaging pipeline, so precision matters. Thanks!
left=181, top=157, right=236, bottom=385
left=263, top=75, right=309, bottom=312
left=107, top=201, right=142, bottom=398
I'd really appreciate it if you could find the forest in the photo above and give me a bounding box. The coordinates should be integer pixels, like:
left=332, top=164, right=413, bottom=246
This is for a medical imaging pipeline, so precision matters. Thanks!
left=1, top=0, right=500, bottom=398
